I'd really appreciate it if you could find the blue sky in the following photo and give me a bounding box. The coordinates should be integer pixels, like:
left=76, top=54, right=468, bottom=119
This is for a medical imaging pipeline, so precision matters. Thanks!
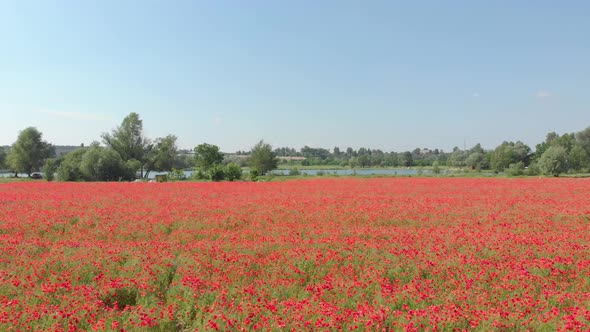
left=1, top=1, right=589, bottom=152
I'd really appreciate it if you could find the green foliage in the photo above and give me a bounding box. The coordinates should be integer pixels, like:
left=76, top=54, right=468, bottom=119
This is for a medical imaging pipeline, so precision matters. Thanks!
left=398, top=151, right=413, bottom=167
left=96, top=148, right=134, bottom=181
left=207, top=164, right=225, bottom=182
left=7, top=127, right=53, bottom=177
left=249, top=169, right=259, bottom=181
left=533, top=142, right=548, bottom=162
left=194, top=143, right=224, bottom=171
left=224, top=163, right=242, bottom=181
left=57, top=149, right=87, bottom=181
left=288, top=168, right=301, bottom=176
left=447, top=148, right=468, bottom=167
left=102, top=112, right=148, bottom=164
left=568, top=145, right=588, bottom=171
left=43, top=158, right=59, bottom=181
left=432, top=161, right=441, bottom=174
left=248, top=140, right=278, bottom=175
left=575, top=126, right=590, bottom=156
left=490, top=141, right=531, bottom=172
left=57, top=146, right=132, bottom=182
left=79, top=144, right=103, bottom=181
left=125, top=159, right=141, bottom=178
left=535, top=132, right=578, bottom=163
left=0, top=147, right=6, bottom=170
left=146, top=135, right=178, bottom=175
left=102, top=113, right=176, bottom=179
left=80, top=144, right=132, bottom=181
left=524, top=161, right=540, bottom=176
left=507, top=162, right=525, bottom=176
left=191, top=168, right=206, bottom=180
left=465, top=152, right=485, bottom=169
left=168, top=168, right=187, bottom=181
left=539, top=146, right=569, bottom=177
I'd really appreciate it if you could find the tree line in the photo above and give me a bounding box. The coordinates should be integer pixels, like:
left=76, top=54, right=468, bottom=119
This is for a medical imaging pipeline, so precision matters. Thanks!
left=0, top=113, right=278, bottom=181
left=1, top=112, right=589, bottom=180
left=270, top=130, right=590, bottom=176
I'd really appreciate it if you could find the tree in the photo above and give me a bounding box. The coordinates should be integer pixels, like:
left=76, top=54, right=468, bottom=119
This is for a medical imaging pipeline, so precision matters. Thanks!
left=57, top=148, right=87, bottom=181
left=248, top=140, right=278, bottom=175
left=447, top=149, right=468, bottom=167
left=398, top=151, right=413, bottom=167
left=575, top=126, right=590, bottom=156
left=469, top=143, right=484, bottom=154
left=144, top=135, right=178, bottom=178
left=491, top=141, right=531, bottom=172
left=43, top=158, right=59, bottom=181
left=102, top=112, right=150, bottom=178
left=432, top=161, right=441, bottom=174
left=194, top=143, right=224, bottom=171
left=7, top=127, right=53, bottom=177
left=567, top=145, right=588, bottom=172
left=0, top=147, right=6, bottom=170
left=507, top=162, right=525, bottom=176
left=465, top=152, right=483, bottom=169
left=79, top=144, right=103, bottom=181
left=80, top=145, right=132, bottom=181
left=539, top=146, right=569, bottom=177
left=58, top=145, right=132, bottom=182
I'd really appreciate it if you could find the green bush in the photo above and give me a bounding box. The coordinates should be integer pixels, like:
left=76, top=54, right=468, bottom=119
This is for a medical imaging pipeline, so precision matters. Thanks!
left=168, top=168, right=186, bottom=181
left=249, top=169, right=259, bottom=181
left=432, top=161, right=441, bottom=174
left=507, top=162, right=525, bottom=176
left=524, top=162, right=540, bottom=176
left=57, top=149, right=87, bottom=181
left=43, top=158, right=59, bottom=181
left=288, top=168, right=301, bottom=176
left=224, top=163, right=242, bottom=181
left=191, top=168, right=206, bottom=180
left=208, top=164, right=225, bottom=182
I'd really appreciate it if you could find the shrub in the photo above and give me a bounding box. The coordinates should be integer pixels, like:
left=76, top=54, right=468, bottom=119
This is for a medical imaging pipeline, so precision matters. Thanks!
left=507, top=162, right=525, bottom=176
left=191, top=168, right=206, bottom=180
left=224, top=163, right=242, bottom=181
left=208, top=164, right=225, bottom=182
left=168, top=168, right=187, bottom=181
left=57, top=149, right=87, bottom=181
left=249, top=169, right=259, bottom=181
left=43, top=158, right=59, bottom=181
left=432, top=161, right=441, bottom=175
left=524, top=162, right=540, bottom=176
left=288, top=168, right=301, bottom=176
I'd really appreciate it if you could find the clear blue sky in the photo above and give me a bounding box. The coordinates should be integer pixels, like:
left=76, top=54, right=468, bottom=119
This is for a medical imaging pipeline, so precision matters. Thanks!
left=1, top=1, right=589, bottom=152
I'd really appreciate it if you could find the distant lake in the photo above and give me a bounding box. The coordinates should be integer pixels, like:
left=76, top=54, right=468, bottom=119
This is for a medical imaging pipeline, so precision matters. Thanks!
left=148, top=168, right=439, bottom=178
left=1, top=168, right=452, bottom=179
left=271, top=168, right=435, bottom=176
left=0, top=172, right=28, bottom=178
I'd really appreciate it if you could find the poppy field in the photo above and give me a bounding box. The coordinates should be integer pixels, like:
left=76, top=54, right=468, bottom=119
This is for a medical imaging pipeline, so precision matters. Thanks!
left=0, top=178, right=589, bottom=331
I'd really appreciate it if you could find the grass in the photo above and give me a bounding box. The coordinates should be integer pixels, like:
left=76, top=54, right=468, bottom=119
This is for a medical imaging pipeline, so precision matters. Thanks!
left=0, top=177, right=38, bottom=184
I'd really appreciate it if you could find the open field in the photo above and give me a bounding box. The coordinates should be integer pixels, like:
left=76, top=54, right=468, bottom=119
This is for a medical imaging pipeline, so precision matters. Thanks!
left=0, top=178, right=589, bottom=331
